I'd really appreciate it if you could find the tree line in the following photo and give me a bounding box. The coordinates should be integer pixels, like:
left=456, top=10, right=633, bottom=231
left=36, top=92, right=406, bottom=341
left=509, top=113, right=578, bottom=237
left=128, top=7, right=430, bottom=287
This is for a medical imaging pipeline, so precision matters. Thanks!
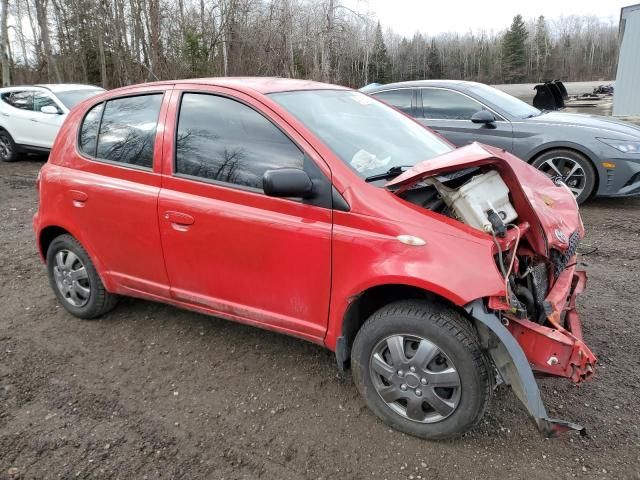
left=0, top=0, right=620, bottom=89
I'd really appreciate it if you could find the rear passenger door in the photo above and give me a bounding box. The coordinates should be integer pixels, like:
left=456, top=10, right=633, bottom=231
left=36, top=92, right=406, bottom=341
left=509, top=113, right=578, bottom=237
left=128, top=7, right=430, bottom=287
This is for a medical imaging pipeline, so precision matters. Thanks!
left=417, top=88, right=513, bottom=151
left=157, top=86, right=333, bottom=342
left=0, top=90, right=37, bottom=145
left=67, top=87, right=172, bottom=298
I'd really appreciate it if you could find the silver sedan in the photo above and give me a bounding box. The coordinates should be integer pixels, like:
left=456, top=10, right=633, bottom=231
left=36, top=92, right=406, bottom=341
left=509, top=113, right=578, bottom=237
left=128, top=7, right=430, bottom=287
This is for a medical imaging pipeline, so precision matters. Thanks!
left=363, top=80, right=640, bottom=203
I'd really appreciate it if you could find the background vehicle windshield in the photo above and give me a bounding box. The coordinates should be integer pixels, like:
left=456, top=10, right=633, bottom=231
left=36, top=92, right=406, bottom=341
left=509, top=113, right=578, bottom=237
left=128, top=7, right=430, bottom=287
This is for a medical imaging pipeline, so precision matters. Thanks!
left=467, top=83, right=541, bottom=119
left=55, top=89, right=105, bottom=109
left=270, top=90, right=452, bottom=178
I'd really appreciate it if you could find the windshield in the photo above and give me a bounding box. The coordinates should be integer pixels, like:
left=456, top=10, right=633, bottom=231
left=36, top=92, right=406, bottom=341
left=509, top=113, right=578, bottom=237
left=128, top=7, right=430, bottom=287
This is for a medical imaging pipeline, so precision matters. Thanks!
left=55, top=89, right=105, bottom=109
left=467, top=83, right=541, bottom=119
left=269, top=90, right=452, bottom=179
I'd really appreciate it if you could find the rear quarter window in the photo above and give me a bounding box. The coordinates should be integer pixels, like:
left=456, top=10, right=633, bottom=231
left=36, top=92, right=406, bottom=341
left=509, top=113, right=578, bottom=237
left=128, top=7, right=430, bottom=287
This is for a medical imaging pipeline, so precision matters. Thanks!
left=79, top=103, right=104, bottom=156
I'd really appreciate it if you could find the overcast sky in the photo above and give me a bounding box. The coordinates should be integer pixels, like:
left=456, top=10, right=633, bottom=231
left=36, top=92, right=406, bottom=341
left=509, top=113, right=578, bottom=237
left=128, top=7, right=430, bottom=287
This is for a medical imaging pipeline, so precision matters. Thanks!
left=345, top=0, right=631, bottom=36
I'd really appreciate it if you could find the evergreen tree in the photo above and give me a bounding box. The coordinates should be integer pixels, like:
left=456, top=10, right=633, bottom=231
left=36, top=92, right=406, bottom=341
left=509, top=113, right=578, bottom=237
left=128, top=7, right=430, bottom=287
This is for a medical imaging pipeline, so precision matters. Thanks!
left=533, top=15, right=551, bottom=82
left=502, top=14, right=528, bottom=83
left=369, top=21, right=391, bottom=83
left=427, top=39, right=442, bottom=79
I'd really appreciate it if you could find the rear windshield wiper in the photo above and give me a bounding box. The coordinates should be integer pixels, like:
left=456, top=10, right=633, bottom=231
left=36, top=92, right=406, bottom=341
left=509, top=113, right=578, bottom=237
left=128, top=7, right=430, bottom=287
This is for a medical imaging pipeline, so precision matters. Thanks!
left=365, top=165, right=413, bottom=183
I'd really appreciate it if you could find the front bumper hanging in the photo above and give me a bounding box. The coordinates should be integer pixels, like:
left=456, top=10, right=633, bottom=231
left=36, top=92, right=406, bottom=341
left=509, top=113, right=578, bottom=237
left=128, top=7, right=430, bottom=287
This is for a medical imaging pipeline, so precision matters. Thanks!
left=465, top=273, right=595, bottom=437
left=506, top=267, right=597, bottom=383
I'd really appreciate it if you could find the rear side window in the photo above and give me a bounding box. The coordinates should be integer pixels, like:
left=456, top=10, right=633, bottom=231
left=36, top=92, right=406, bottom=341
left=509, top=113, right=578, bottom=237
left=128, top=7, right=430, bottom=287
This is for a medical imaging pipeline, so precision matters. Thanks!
left=1, top=91, right=34, bottom=110
left=372, top=89, right=413, bottom=114
left=175, top=93, right=304, bottom=189
left=78, top=93, right=163, bottom=169
left=79, top=103, right=104, bottom=156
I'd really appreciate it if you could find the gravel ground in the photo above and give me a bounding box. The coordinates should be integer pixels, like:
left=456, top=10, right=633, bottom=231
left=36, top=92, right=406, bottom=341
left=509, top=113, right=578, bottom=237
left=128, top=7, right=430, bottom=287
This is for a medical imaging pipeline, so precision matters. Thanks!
left=1, top=157, right=639, bottom=479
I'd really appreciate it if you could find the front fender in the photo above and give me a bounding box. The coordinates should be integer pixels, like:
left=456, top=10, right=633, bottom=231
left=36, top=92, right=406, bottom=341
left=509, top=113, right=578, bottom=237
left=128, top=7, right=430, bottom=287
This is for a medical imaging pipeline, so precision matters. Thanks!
left=522, top=140, right=600, bottom=165
left=325, top=216, right=506, bottom=350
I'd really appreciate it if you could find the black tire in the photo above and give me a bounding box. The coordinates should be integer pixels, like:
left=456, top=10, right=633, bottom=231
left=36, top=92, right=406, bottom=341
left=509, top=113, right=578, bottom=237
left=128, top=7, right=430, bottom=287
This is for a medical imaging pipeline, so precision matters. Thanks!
left=46, top=234, right=117, bottom=319
left=531, top=149, right=596, bottom=204
left=351, top=300, right=492, bottom=440
left=0, top=129, right=18, bottom=162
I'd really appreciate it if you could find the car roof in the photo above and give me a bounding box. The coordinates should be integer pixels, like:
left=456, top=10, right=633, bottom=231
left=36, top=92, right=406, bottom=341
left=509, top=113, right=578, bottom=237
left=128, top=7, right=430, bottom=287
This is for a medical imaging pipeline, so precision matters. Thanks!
left=111, top=77, right=350, bottom=96
left=362, top=79, right=482, bottom=92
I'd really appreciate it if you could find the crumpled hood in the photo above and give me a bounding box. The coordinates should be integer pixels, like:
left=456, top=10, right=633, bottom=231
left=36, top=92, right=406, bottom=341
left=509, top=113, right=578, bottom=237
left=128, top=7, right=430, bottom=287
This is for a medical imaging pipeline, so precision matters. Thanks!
left=386, top=143, right=584, bottom=255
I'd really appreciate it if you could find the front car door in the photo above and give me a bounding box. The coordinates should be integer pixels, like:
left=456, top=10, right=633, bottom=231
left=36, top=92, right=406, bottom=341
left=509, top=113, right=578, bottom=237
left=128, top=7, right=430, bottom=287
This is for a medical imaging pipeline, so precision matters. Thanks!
left=31, top=91, right=66, bottom=147
left=157, top=86, right=333, bottom=343
left=417, top=87, right=513, bottom=152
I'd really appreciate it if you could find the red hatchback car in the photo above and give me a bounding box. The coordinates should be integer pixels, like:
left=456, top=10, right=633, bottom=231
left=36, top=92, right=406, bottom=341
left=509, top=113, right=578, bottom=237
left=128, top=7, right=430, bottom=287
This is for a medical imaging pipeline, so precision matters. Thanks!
left=34, top=78, right=596, bottom=439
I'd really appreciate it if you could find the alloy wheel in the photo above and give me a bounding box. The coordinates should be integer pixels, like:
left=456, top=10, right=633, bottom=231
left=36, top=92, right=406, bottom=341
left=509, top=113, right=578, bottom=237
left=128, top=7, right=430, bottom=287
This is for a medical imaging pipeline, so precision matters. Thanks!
left=369, top=334, right=461, bottom=423
left=535, top=156, right=587, bottom=198
left=52, top=249, right=91, bottom=307
left=0, top=135, right=12, bottom=161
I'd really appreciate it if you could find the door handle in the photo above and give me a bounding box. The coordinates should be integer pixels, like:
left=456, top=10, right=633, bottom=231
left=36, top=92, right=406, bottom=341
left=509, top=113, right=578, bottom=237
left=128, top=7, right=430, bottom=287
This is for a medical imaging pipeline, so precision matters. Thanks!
left=0, top=112, right=8, bottom=117
left=69, top=190, right=88, bottom=207
left=164, top=211, right=195, bottom=231
left=29, top=118, right=39, bottom=122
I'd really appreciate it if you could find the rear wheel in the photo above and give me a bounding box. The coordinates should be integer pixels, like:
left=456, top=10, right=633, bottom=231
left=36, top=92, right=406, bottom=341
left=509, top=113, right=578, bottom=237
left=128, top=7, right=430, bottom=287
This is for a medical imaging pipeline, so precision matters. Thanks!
left=351, top=300, right=492, bottom=440
left=0, top=130, right=17, bottom=162
left=531, top=149, right=596, bottom=204
left=46, top=234, right=117, bottom=319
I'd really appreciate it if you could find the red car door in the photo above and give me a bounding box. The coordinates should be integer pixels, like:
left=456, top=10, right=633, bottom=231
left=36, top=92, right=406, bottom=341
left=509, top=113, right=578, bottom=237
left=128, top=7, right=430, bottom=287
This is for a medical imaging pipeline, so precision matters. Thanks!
left=157, top=86, right=333, bottom=343
left=52, top=86, right=172, bottom=298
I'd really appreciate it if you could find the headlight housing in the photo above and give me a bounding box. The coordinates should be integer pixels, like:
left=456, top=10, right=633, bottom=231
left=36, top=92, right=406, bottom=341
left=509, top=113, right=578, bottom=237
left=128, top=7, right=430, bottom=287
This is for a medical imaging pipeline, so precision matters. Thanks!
left=597, top=138, right=640, bottom=154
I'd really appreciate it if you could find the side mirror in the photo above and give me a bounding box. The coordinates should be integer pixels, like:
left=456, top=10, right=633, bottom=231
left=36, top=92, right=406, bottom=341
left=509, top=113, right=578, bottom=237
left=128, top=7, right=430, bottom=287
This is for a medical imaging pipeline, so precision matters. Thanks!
left=263, top=168, right=313, bottom=198
left=41, top=105, right=61, bottom=114
left=471, top=110, right=496, bottom=125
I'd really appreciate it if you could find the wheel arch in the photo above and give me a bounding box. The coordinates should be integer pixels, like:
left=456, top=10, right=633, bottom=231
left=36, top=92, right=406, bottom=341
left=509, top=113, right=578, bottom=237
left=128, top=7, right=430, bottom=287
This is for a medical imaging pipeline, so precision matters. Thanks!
left=39, top=225, right=72, bottom=259
left=335, top=283, right=469, bottom=371
left=37, top=224, right=113, bottom=291
left=524, top=141, right=597, bottom=165
left=527, top=143, right=599, bottom=199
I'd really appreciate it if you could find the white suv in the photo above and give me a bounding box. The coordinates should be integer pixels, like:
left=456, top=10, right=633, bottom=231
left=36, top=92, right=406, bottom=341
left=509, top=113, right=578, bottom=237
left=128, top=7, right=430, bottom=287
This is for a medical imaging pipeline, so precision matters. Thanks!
left=0, top=84, right=104, bottom=162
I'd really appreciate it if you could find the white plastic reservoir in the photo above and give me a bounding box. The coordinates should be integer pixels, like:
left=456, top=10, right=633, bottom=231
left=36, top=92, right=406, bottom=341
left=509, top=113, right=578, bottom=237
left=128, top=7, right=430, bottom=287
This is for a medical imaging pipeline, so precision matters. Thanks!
left=445, top=170, right=518, bottom=232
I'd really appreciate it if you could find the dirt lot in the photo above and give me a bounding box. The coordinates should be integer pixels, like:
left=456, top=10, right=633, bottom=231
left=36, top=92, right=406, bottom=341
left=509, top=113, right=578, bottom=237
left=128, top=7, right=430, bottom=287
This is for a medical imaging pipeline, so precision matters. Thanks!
left=1, top=158, right=639, bottom=479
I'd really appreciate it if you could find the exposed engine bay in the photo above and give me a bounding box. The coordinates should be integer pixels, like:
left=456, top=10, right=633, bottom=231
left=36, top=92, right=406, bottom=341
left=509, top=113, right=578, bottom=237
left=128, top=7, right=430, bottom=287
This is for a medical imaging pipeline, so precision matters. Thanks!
left=399, top=167, right=579, bottom=331
left=402, top=167, right=518, bottom=235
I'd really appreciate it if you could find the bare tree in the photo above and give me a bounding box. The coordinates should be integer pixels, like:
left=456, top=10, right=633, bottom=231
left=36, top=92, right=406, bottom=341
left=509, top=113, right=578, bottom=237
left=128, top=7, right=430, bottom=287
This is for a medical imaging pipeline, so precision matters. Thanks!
left=0, top=0, right=10, bottom=85
left=2, top=2, right=620, bottom=88
left=34, top=0, right=62, bottom=82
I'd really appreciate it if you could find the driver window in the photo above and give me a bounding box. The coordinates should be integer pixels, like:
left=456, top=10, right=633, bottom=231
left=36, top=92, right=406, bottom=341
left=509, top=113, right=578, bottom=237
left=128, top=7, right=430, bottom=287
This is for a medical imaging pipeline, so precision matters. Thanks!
left=420, top=88, right=485, bottom=120
left=175, top=93, right=304, bottom=190
left=34, top=93, right=60, bottom=113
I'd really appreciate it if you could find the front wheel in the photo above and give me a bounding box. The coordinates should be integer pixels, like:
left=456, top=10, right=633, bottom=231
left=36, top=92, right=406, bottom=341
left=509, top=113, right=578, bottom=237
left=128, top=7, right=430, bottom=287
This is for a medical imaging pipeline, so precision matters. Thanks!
left=531, top=149, right=596, bottom=204
left=351, top=300, right=493, bottom=440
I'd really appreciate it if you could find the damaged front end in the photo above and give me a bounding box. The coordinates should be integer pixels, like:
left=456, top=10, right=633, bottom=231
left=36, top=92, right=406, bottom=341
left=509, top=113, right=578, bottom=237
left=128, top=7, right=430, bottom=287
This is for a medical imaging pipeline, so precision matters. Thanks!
left=387, top=143, right=597, bottom=437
